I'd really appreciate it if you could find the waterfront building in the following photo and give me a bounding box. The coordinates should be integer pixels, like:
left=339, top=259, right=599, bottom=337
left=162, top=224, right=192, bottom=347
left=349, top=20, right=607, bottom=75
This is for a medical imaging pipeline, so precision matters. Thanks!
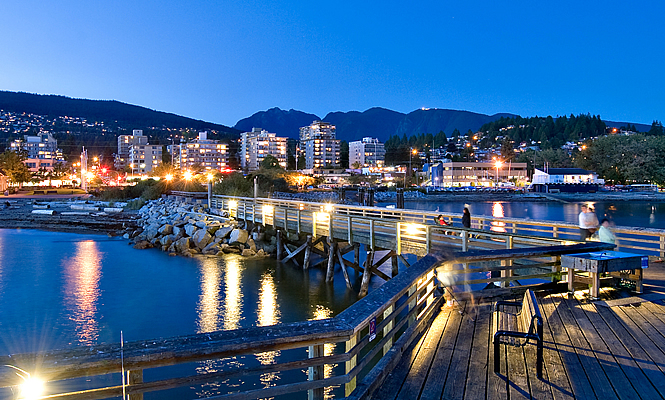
left=349, top=137, right=385, bottom=168
left=129, top=144, right=162, bottom=174
left=429, top=161, right=528, bottom=187
left=179, top=131, right=229, bottom=171
left=115, top=130, right=148, bottom=169
left=299, top=121, right=340, bottom=170
left=241, top=128, right=288, bottom=171
left=9, top=132, right=63, bottom=171
left=530, top=167, right=604, bottom=193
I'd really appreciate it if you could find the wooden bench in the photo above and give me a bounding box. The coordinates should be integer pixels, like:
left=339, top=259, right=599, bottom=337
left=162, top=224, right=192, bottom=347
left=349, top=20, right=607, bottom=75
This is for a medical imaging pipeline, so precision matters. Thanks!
left=492, top=289, right=543, bottom=377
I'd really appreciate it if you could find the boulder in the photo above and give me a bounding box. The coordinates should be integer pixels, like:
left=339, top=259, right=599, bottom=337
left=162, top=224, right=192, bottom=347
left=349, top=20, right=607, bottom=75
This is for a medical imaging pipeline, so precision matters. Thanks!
left=206, top=224, right=221, bottom=235
left=242, top=248, right=257, bottom=257
left=184, top=224, right=198, bottom=237
left=144, top=223, right=161, bottom=240
left=158, top=224, right=173, bottom=235
left=215, top=226, right=233, bottom=239
left=229, top=229, right=249, bottom=244
left=172, top=226, right=182, bottom=237
left=160, top=235, right=174, bottom=247
left=287, top=232, right=300, bottom=242
left=222, top=245, right=242, bottom=254
left=192, top=229, right=212, bottom=250
left=133, top=240, right=152, bottom=250
left=195, top=220, right=208, bottom=229
left=175, top=237, right=191, bottom=253
left=122, top=233, right=130, bottom=240
left=247, top=238, right=257, bottom=252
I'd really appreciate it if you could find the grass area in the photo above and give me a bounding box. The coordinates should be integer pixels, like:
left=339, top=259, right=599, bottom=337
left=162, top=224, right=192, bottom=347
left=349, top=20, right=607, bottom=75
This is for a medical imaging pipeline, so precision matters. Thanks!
left=28, top=188, right=87, bottom=195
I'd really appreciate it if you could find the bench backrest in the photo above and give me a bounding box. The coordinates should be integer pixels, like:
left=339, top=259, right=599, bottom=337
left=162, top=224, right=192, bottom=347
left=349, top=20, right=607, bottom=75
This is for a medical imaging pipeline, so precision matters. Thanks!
left=520, top=289, right=542, bottom=335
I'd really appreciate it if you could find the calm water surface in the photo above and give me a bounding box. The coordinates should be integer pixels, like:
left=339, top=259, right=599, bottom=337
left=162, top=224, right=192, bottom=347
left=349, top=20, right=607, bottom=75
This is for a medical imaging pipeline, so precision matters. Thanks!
left=0, top=229, right=363, bottom=398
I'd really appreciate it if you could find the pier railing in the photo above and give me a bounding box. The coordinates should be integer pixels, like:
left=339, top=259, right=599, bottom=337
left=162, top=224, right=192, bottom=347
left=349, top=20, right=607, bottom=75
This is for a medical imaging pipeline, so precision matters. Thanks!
left=188, top=194, right=665, bottom=258
left=0, top=242, right=613, bottom=400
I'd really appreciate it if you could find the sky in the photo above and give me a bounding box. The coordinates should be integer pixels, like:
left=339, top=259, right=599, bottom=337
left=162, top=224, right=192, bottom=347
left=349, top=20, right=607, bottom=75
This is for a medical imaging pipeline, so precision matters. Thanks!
left=1, top=1, right=663, bottom=127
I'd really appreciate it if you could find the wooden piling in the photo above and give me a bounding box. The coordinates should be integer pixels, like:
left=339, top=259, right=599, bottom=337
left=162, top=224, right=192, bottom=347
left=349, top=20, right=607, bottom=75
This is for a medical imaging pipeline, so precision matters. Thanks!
left=276, top=229, right=283, bottom=261
left=326, top=237, right=336, bottom=283
left=359, top=250, right=375, bottom=298
left=303, top=235, right=312, bottom=270
left=391, top=254, right=399, bottom=278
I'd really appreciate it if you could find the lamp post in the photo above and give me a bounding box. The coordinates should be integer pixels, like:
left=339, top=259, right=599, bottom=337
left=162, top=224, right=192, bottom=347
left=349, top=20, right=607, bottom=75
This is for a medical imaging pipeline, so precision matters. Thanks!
left=408, top=148, right=417, bottom=188
left=495, top=160, right=503, bottom=187
left=207, top=172, right=213, bottom=209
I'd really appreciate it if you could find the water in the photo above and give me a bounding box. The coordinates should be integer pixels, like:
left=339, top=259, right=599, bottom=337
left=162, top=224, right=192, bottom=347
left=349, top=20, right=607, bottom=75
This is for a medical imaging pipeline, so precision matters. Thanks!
left=378, top=200, right=665, bottom=229
left=0, top=229, right=363, bottom=398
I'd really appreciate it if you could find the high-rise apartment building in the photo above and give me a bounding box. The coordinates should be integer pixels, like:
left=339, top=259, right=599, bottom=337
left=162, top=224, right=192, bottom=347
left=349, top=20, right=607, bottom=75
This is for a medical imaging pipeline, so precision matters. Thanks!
left=115, top=130, right=149, bottom=169
left=179, top=131, right=229, bottom=171
left=299, top=121, right=340, bottom=170
left=241, top=128, right=288, bottom=171
left=349, top=137, right=385, bottom=168
left=129, top=144, right=162, bottom=174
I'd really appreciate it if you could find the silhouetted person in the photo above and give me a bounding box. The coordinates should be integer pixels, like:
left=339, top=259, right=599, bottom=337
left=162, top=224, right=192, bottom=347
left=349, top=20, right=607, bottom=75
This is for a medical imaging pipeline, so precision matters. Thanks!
left=462, top=207, right=471, bottom=229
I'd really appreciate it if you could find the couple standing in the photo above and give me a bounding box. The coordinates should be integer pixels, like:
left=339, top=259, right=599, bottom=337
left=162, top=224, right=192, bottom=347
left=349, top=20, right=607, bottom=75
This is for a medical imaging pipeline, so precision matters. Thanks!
left=579, top=204, right=615, bottom=244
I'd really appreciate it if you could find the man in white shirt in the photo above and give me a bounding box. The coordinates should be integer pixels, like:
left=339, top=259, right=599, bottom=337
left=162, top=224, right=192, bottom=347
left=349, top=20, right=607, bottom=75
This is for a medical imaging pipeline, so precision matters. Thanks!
left=579, top=205, right=599, bottom=240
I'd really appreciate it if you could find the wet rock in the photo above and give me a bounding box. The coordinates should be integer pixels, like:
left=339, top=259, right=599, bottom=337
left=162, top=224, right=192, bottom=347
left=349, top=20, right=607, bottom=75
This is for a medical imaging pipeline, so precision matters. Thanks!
left=158, top=224, right=173, bottom=235
left=242, top=248, right=256, bottom=257
left=192, top=229, right=212, bottom=250
left=184, top=224, right=198, bottom=237
left=133, top=240, right=152, bottom=250
left=229, top=228, right=249, bottom=244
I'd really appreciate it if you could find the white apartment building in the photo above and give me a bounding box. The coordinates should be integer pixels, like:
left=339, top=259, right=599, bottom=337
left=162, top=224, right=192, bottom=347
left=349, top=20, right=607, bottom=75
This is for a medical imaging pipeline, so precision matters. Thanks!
left=129, top=144, right=162, bottom=174
left=10, top=132, right=64, bottom=171
left=349, top=137, right=385, bottom=168
left=116, top=130, right=148, bottom=169
left=299, top=121, right=340, bottom=170
left=241, top=128, right=287, bottom=171
left=179, top=131, right=229, bottom=171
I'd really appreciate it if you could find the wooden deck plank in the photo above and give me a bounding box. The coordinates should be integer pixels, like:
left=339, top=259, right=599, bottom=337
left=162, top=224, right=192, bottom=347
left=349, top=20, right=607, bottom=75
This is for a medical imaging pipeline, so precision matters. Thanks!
left=562, top=298, right=641, bottom=400
left=487, top=307, right=509, bottom=400
left=535, top=296, right=573, bottom=400
left=551, top=294, right=618, bottom=400
left=539, top=295, right=598, bottom=400
left=441, top=303, right=479, bottom=400
left=371, top=308, right=452, bottom=400
left=577, top=301, right=661, bottom=400
left=463, top=302, right=491, bottom=400
left=595, top=303, right=665, bottom=398
left=617, top=305, right=665, bottom=367
left=418, top=302, right=467, bottom=400
left=506, top=341, right=530, bottom=400
left=638, top=301, right=665, bottom=336
left=393, top=303, right=452, bottom=400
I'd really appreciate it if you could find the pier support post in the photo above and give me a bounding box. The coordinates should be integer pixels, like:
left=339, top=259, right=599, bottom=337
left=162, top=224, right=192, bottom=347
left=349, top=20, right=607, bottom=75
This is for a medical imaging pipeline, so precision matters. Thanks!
left=303, top=235, right=312, bottom=270
left=308, top=344, right=325, bottom=400
left=276, top=229, right=283, bottom=261
left=326, top=237, right=336, bottom=282
left=500, top=235, right=513, bottom=288
left=391, top=254, right=399, bottom=278
left=127, top=369, right=143, bottom=400
left=358, top=250, right=375, bottom=298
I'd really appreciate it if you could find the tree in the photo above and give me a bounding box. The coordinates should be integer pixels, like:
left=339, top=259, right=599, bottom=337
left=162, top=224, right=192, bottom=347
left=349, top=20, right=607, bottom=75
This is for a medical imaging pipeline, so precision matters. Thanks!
left=648, top=121, right=664, bottom=136
left=340, top=140, right=349, bottom=168
left=0, top=150, right=32, bottom=188
left=260, top=155, right=283, bottom=170
left=500, top=137, right=514, bottom=161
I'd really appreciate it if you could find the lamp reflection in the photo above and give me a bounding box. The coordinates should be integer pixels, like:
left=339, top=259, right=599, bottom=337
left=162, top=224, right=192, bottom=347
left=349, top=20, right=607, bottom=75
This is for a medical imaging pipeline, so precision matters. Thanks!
left=196, top=257, right=244, bottom=396
left=312, top=305, right=336, bottom=399
left=256, top=271, right=281, bottom=388
left=63, top=240, right=101, bottom=345
left=490, top=202, right=506, bottom=232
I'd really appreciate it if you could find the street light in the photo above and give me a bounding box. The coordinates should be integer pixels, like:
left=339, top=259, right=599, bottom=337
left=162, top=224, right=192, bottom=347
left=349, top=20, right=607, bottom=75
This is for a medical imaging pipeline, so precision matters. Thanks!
left=408, top=148, right=417, bottom=187
left=495, top=160, right=504, bottom=187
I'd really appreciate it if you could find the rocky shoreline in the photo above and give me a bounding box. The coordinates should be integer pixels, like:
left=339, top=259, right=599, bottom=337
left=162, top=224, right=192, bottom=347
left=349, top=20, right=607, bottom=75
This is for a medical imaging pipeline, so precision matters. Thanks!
left=128, top=198, right=285, bottom=258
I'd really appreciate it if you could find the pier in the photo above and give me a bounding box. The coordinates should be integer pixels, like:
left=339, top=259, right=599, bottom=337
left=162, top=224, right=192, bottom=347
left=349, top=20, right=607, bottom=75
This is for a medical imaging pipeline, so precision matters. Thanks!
left=1, top=194, right=662, bottom=399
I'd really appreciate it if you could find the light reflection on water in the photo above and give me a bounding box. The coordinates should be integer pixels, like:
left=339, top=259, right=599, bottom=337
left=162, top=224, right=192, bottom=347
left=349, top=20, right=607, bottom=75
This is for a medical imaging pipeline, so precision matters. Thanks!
left=311, top=305, right=337, bottom=399
left=256, top=271, right=281, bottom=390
left=490, top=202, right=506, bottom=232
left=63, top=240, right=101, bottom=346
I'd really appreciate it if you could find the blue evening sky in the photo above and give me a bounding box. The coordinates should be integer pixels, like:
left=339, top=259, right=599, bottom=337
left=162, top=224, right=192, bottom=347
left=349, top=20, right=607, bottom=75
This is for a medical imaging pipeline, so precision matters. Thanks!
left=0, top=1, right=663, bottom=127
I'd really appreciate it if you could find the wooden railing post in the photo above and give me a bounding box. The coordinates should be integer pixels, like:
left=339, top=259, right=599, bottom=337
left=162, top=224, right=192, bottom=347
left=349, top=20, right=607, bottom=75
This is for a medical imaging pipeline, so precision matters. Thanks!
left=345, top=332, right=360, bottom=396
left=128, top=369, right=143, bottom=400
left=308, top=344, right=325, bottom=400
left=396, top=222, right=402, bottom=255
left=462, top=230, right=469, bottom=252
left=348, top=216, right=353, bottom=243
left=500, top=235, right=513, bottom=288
left=425, top=225, right=431, bottom=254
left=297, top=209, right=302, bottom=234
left=383, top=305, right=394, bottom=355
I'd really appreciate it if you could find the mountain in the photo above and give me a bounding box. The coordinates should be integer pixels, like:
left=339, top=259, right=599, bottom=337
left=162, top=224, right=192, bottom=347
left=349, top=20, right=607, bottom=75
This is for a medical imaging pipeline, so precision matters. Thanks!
left=395, top=109, right=517, bottom=138
left=604, top=120, right=652, bottom=133
left=237, top=107, right=518, bottom=142
left=0, top=91, right=238, bottom=135
left=323, top=108, right=406, bottom=143
left=234, top=107, right=320, bottom=138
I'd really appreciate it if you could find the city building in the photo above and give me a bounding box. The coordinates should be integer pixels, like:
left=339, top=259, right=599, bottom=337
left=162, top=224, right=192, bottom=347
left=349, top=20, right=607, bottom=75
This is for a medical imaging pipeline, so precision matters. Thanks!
left=9, top=132, right=63, bottom=171
left=429, top=161, right=528, bottom=187
left=179, top=131, right=229, bottom=171
left=299, top=121, right=340, bottom=170
left=129, top=144, right=162, bottom=174
left=241, top=128, right=288, bottom=171
left=530, top=168, right=604, bottom=193
left=115, top=130, right=148, bottom=169
left=349, top=137, right=385, bottom=168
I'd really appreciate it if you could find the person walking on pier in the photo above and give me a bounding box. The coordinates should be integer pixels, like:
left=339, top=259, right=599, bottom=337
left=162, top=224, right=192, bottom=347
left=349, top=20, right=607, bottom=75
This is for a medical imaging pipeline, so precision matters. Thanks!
left=462, top=207, right=471, bottom=229
left=579, top=204, right=599, bottom=240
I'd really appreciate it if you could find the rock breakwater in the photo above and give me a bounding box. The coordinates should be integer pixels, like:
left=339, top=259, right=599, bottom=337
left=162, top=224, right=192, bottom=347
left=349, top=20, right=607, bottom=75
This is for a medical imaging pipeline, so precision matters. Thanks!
left=129, top=198, right=282, bottom=258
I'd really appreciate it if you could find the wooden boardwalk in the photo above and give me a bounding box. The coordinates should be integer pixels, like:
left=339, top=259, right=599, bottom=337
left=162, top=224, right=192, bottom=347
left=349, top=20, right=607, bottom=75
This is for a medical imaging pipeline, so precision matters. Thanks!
left=371, top=288, right=665, bottom=400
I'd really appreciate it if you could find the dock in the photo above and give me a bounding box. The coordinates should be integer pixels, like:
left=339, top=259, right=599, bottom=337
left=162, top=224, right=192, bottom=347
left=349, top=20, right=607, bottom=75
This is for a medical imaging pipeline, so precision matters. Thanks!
left=371, top=269, right=665, bottom=400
